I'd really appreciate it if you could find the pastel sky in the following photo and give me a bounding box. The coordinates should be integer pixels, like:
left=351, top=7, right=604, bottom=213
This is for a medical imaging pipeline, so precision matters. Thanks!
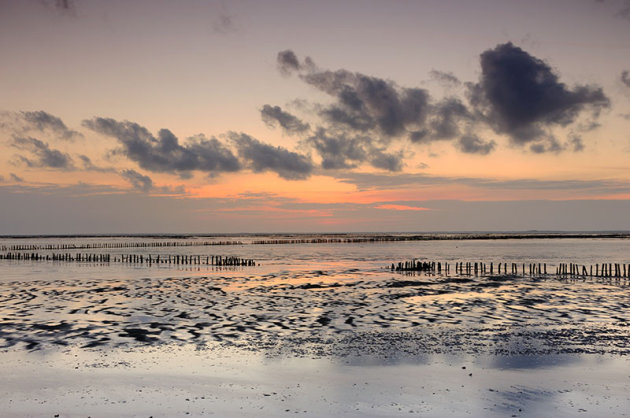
left=1, top=0, right=630, bottom=234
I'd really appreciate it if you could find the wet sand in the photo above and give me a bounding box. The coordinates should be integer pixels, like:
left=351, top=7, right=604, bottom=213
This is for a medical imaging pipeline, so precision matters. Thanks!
left=1, top=268, right=628, bottom=355
left=1, top=245, right=629, bottom=416
left=1, top=346, right=629, bottom=417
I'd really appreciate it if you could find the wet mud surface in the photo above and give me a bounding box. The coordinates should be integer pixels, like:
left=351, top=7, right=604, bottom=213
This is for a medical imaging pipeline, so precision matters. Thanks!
left=1, top=268, right=629, bottom=356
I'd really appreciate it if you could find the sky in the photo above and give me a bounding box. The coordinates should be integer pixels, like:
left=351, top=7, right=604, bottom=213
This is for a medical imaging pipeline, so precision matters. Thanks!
left=1, top=0, right=630, bottom=234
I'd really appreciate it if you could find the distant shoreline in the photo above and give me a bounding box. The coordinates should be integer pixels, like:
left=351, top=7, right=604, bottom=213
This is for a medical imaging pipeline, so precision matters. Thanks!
left=1, top=232, right=629, bottom=240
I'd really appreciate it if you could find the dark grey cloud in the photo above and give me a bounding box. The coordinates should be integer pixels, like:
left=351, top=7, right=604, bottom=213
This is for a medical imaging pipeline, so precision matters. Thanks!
left=301, top=68, right=431, bottom=139
left=56, top=0, right=73, bottom=10
left=35, top=0, right=77, bottom=14
left=569, top=135, right=585, bottom=152
left=456, top=134, right=496, bottom=155
left=260, top=105, right=310, bottom=134
left=11, top=136, right=74, bottom=169
left=10, top=173, right=24, bottom=182
left=469, top=42, right=609, bottom=147
left=275, top=50, right=481, bottom=157
left=121, top=169, right=153, bottom=192
left=408, top=129, right=429, bottom=143
left=277, top=50, right=301, bottom=75
left=429, top=70, right=461, bottom=87
left=78, top=155, right=116, bottom=172
left=369, top=150, right=404, bottom=172
left=622, top=70, right=630, bottom=88
left=428, top=98, right=473, bottom=140
left=306, top=128, right=368, bottom=169
left=273, top=47, right=609, bottom=163
left=277, top=50, right=316, bottom=76
left=305, top=128, right=404, bottom=172
left=228, top=132, right=313, bottom=180
left=0, top=110, right=82, bottom=140
left=529, top=137, right=563, bottom=154
left=82, top=117, right=241, bottom=177
left=21, top=111, right=82, bottom=140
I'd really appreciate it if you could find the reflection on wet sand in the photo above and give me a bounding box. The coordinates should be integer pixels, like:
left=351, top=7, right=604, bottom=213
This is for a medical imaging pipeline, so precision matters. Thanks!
left=1, top=346, right=628, bottom=417
left=1, top=268, right=628, bottom=356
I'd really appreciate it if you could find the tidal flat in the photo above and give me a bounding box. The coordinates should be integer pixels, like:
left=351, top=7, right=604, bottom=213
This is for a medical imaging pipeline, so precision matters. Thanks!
left=1, top=234, right=629, bottom=416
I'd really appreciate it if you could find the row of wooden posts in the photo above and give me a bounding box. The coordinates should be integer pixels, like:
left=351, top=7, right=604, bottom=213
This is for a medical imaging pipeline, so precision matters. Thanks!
left=0, top=252, right=256, bottom=266
left=4, top=232, right=628, bottom=252
left=0, top=241, right=245, bottom=252
left=391, top=259, right=630, bottom=278
left=251, top=233, right=630, bottom=245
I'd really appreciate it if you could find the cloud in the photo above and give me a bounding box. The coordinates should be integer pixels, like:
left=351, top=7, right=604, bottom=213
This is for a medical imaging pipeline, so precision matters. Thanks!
left=21, top=111, right=82, bottom=140
left=229, top=132, right=313, bottom=180
left=456, top=134, right=496, bottom=155
left=0, top=110, right=82, bottom=140
left=593, top=0, right=630, bottom=20
left=429, top=70, right=461, bottom=87
left=121, top=169, right=153, bottom=192
left=569, top=135, right=585, bottom=152
left=277, top=50, right=315, bottom=76
left=306, top=128, right=368, bottom=169
left=529, top=137, right=563, bottom=154
left=375, top=204, right=430, bottom=211
left=77, top=155, right=116, bottom=172
left=622, top=70, right=630, bottom=88
left=428, top=98, right=473, bottom=140
left=338, top=171, right=630, bottom=196
left=276, top=47, right=611, bottom=158
left=83, top=117, right=241, bottom=177
left=369, top=149, right=404, bottom=172
left=212, top=13, right=236, bottom=34
left=260, top=105, right=310, bottom=134
left=277, top=51, right=434, bottom=142
left=11, top=136, right=74, bottom=169
left=305, top=128, right=404, bottom=172
left=10, top=173, right=24, bottom=182
left=275, top=50, right=481, bottom=158
left=55, top=0, right=73, bottom=10
left=469, top=42, right=609, bottom=148
left=302, top=68, right=431, bottom=139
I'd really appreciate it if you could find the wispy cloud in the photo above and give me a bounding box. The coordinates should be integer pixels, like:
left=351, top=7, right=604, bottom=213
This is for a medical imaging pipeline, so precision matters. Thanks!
left=374, top=204, right=430, bottom=211
left=1, top=110, right=83, bottom=141
left=11, top=136, right=75, bottom=170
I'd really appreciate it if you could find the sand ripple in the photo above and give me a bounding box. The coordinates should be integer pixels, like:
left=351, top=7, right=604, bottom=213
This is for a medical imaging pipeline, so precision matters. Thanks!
left=0, top=270, right=629, bottom=356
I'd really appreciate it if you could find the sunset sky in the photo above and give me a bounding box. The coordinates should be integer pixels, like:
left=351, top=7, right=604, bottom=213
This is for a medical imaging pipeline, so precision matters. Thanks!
left=1, top=0, right=630, bottom=234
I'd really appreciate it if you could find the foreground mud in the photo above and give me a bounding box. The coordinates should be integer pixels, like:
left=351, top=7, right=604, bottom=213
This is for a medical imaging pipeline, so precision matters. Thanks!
left=1, top=267, right=628, bottom=356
